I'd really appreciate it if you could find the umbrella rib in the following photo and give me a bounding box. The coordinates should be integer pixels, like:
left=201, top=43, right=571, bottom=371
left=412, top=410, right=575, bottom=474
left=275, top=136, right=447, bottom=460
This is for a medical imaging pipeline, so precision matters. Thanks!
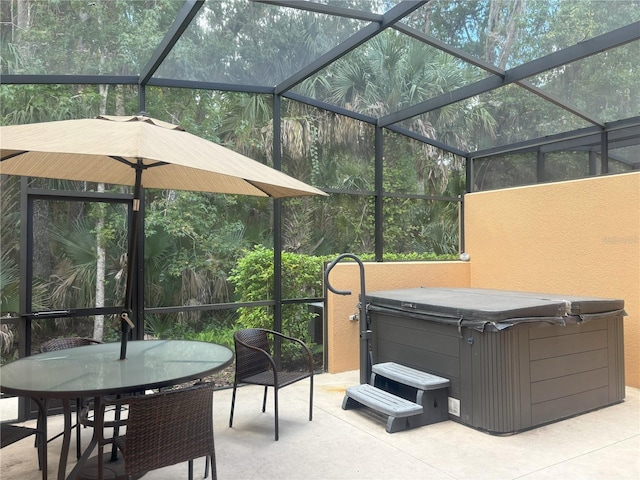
left=246, top=180, right=272, bottom=197
left=109, top=156, right=168, bottom=169
left=0, top=151, right=28, bottom=161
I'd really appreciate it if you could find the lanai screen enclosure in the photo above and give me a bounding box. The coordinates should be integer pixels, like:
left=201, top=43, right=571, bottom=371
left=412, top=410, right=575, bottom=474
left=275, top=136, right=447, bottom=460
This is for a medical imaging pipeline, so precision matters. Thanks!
left=0, top=1, right=638, bottom=388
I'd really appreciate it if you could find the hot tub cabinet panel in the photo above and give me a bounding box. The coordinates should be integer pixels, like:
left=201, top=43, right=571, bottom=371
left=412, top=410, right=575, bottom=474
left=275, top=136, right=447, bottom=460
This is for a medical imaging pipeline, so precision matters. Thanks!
left=366, top=288, right=625, bottom=434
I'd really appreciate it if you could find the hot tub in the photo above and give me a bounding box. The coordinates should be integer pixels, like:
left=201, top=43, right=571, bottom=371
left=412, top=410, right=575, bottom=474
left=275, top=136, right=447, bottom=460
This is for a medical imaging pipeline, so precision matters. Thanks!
left=365, top=287, right=626, bottom=434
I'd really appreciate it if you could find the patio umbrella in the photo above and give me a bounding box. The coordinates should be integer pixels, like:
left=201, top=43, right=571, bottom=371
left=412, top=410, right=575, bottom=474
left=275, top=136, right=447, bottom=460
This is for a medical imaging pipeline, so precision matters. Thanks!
left=0, top=114, right=327, bottom=359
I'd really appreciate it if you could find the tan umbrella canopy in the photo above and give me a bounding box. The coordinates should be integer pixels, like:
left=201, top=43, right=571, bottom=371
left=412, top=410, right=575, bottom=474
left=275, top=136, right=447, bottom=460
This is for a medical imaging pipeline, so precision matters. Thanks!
left=0, top=114, right=326, bottom=198
left=0, top=115, right=327, bottom=358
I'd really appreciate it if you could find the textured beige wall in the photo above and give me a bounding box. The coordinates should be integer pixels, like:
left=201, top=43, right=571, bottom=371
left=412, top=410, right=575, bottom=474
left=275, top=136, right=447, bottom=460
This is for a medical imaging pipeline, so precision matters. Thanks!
left=465, top=172, right=640, bottom=387
left=325, top=261, right=470, bottom=373
left=325, top=172, right=639, bottom=387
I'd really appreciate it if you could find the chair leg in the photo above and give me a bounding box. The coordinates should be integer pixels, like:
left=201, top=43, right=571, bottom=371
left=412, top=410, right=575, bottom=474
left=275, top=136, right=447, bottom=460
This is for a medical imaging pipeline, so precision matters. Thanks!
left=188, top=459, right=193, bottom=480
left=110, top=400, right=123, bottom=462
left=274, top=385, right=279, bottom=441
left=39, top=396, right=83, bottom=459
left=210, top=409, right=217, bottom=480
left=229, top=381, right=237, bottom=427
left=36, top=399, right=46, bottom=449
left=33, top=398, right=48, bottom=480
left=210, top=450, right=217, bottom=480
left=262, top=386, right=268, bottom=413
left=309, top=376, right=314, bottom=421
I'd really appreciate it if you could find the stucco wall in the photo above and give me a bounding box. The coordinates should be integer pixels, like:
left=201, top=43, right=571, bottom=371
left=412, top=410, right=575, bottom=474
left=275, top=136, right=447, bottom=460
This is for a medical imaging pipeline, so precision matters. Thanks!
left=325, top=172, right=639, bottom=388
left=465, top=172, right=639, bottom=388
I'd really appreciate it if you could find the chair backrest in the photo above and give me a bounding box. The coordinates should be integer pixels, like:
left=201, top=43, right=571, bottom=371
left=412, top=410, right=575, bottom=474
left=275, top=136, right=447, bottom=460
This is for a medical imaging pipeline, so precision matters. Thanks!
left=234, top=329, right=272, bottom=379
left=120, top=382, right=215, bottom=477
left=41, top=337, right=102, bottom=352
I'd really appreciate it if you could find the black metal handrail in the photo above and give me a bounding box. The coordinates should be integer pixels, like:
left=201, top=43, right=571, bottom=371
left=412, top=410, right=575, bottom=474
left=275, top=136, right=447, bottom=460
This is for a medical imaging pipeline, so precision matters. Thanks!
left=324, top=254, right=371, bottom=384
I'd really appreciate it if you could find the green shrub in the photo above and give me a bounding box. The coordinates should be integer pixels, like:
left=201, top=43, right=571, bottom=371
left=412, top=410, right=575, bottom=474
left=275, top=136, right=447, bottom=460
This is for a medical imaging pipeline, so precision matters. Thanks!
left=229, top=245, right=323, bottom=344
left=186, top=325, right=235, bottom=349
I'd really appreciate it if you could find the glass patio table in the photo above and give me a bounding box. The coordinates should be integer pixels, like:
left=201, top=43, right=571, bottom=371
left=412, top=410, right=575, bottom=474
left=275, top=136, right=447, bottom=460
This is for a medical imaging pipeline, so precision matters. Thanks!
left=0, top=340, right=233, bottom=480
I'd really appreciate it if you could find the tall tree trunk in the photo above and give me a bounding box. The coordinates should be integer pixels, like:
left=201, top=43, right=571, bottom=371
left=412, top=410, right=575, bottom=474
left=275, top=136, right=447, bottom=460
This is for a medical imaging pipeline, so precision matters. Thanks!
left=16, top=0, right=30, bottom=35
left=485, top=0, right=524, bottom=69
left=93, top=84, right=109, bottom=341
left=94, top=183, right=106, bottom=340
left=31, top=187, right=54, bottom=282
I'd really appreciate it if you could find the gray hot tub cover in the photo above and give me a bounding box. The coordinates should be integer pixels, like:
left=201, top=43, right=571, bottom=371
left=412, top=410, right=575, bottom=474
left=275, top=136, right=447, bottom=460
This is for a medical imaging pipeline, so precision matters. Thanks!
left=364, top=287, right=626, bottom=332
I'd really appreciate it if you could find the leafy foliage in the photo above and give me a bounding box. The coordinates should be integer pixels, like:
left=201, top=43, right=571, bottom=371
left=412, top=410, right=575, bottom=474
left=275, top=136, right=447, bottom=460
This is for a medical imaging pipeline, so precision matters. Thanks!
left=185, top=325, right=236, bottom=350
left=228, top=246, right=323, bottom=342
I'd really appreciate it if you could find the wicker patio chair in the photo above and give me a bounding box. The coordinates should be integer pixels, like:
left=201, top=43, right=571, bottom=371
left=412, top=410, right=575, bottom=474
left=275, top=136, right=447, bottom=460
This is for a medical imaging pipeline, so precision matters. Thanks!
left=40, top=337, right=102, bottom=352
left=1, top=397, right=47, bottom=480
left=97, top=382, right=217, bottom=480
left=229, top=328, right=314, bottom=441
left=40, top=337, right=103, bottom=459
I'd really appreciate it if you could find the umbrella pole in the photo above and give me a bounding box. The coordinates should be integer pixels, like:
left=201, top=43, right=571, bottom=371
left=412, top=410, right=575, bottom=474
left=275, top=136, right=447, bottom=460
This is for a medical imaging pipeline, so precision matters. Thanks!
left=120, top=165, right=142, bottom=360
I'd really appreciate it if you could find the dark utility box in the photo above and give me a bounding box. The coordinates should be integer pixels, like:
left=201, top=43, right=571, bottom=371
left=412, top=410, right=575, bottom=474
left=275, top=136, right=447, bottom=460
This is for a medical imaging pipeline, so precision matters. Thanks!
left=365, top=288, right=626, bottom=434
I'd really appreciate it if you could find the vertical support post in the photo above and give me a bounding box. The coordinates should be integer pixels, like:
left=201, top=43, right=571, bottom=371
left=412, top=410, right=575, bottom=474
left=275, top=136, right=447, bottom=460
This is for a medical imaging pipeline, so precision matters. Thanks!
left=273, top=94, right=283, bottom=366
left=465, top=156, right=473, bottom=193
left=459, top=194, right=465, bottom=254
left=138, top=84, right=146, bottom=114
left=19, top=177, right=32, bottom=360
left=601, top=131, right=609, bottom=174
left=536, top=150, right=546, bottom=183
left=18, top=177, right=32, bottom=421
left=374, top=126, right=383, bottom=262
left=589, top=150, right=598, bottom=175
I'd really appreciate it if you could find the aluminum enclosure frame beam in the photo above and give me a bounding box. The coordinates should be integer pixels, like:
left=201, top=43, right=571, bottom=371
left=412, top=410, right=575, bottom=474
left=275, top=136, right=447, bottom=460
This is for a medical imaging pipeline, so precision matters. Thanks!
left=471, top=116, right=640, bottom=160
left=274, top=0, right=429, bottom=95
left=256, top=0, right=383, bottom=23
left=139, top=0, right=204, bottom=86
left=380, top=22, right=640, bottom=127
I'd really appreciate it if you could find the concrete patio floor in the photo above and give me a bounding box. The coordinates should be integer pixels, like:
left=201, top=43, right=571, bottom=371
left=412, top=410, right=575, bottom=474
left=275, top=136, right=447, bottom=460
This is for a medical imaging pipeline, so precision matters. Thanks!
left=1, top=369, right=639, bottom=480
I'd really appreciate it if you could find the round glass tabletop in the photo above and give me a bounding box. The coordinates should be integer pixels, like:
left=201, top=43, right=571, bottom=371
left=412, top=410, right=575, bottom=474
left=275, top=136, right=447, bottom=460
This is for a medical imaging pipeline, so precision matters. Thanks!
left=0, top=340, right=233, bottom=398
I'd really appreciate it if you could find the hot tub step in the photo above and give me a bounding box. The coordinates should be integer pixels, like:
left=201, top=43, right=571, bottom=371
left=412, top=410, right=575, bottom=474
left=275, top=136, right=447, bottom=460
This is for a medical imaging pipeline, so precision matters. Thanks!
left=342, top=362, right=450, bottom=433
left=342, top=384, right=423, bottom=433
left=372, top=362, right=449, bottom=391
left=344, top=384, right=423, bottom=417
